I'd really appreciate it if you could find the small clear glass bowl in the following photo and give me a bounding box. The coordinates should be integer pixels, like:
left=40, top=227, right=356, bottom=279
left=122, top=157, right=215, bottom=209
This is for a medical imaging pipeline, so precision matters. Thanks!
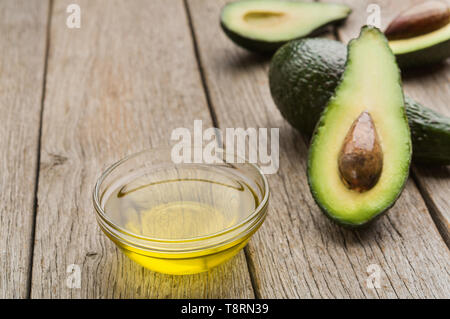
left=93, top=147, right=269, bottom=275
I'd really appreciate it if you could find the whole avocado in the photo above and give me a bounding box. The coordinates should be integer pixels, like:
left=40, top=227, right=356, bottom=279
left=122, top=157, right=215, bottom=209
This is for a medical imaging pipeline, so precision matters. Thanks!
left=269, top=38, right=450, bottom=165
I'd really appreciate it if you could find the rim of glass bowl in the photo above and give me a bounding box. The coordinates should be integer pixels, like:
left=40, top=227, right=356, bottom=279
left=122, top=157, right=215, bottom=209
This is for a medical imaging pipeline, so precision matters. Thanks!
left=93, top=147, right=269, bottom=249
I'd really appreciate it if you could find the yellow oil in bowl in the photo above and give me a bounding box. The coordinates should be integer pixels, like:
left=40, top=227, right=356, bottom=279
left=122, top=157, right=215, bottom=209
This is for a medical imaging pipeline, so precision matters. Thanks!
left=93, top=148, right=269, bottom=275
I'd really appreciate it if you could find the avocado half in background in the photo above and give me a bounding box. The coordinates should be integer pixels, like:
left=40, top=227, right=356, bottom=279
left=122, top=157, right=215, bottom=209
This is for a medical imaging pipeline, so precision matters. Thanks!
left=269, top=37, right=450, bottom=165
left=307, top=27, right=412, bottom=227
left=220, top=0, right=351, bottom=53
left=386, top=1, right=450, bottom=68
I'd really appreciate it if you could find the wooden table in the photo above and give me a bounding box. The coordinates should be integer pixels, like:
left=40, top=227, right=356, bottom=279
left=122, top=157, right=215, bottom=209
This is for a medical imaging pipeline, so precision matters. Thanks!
left=1, top=0, right=449, bottom=298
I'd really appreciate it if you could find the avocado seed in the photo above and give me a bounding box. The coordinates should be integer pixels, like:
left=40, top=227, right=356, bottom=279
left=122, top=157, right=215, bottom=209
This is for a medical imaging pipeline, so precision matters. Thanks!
left=338, top=111, right=383, bottom=192
left=385, top=1, right=450, bottom=40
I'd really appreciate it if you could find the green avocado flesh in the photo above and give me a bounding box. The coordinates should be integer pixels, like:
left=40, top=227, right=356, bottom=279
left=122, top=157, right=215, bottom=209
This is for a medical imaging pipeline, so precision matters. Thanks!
left=269, top=37, right=450, bottom=165
left=389, top=22, right=450, bottom=68
left=220, top=0, right=351, bottom=53
left=307, top=27, right=412, bottom=227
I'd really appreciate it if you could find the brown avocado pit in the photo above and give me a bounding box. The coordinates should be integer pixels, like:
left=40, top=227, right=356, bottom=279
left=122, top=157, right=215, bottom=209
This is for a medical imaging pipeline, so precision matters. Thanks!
left=338, top=111, right=383, bottom=192
left=385, top=1, right=450, bottom=40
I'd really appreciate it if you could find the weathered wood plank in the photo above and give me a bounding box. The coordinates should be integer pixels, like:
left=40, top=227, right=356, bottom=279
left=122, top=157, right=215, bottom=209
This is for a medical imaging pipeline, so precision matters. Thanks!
left=323, top=0, right=450, bottom=246
left=188, top=0, right=450, bottom=298
left=31, top=0, right=254, bottom=298
left=0, top=0, right=49, bottom=298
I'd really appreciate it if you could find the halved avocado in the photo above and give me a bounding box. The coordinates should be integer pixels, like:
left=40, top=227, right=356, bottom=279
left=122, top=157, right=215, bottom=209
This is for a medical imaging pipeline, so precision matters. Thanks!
left=220, top=0, right=351, bottom=53
left=387, top=1, right=450, bottom=68
left=308, top=26, right=412, bottom=227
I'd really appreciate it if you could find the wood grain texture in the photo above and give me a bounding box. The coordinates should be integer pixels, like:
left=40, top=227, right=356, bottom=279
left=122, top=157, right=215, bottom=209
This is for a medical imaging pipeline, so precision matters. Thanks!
left=188, top=0, right=450, bottom=298
left=323, top=0, right=450, bottom=246
left=0, top=0, right=49, bottom=298
left=30, top=0, right=254, bottom=298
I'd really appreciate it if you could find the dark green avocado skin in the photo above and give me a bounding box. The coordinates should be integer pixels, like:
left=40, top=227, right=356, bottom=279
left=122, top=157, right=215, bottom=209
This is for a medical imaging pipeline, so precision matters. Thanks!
left=269, top=38, right=450, bottom=165
left=405, top=96, right=450, bottom=164
left=269, top=38, right=346, bottom=135
left=395, top=39, right=450, bottom=68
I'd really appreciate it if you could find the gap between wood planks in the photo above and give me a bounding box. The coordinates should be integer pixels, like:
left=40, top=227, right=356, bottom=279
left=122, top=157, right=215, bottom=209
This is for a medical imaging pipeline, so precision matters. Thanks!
left=27, top=0, right=54, bottom=299
left=183, top=0, right=223, bottom=147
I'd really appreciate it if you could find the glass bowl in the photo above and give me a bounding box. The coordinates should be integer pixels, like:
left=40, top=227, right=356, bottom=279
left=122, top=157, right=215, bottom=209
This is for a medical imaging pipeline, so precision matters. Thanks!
left=93, top=147, right=269, bottom=275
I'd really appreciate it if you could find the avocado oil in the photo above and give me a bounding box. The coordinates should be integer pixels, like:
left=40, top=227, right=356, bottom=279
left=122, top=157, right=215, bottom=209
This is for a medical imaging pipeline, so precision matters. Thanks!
left=102, top=165, right=260, bottom=274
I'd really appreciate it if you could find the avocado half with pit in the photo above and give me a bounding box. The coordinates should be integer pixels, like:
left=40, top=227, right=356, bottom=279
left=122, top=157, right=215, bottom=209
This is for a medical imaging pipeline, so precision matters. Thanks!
left=308, top=26, right=412, bottom=227
left=220, top=0, right=351, bottom=53
left=386, top=1, right=450, bottom=68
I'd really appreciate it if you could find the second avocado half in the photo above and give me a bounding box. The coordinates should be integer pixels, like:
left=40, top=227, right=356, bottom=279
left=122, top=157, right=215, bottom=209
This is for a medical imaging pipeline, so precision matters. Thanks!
left=220, top=0, right=351, bottom=53
left=307, top=27, right=411, bottom=227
